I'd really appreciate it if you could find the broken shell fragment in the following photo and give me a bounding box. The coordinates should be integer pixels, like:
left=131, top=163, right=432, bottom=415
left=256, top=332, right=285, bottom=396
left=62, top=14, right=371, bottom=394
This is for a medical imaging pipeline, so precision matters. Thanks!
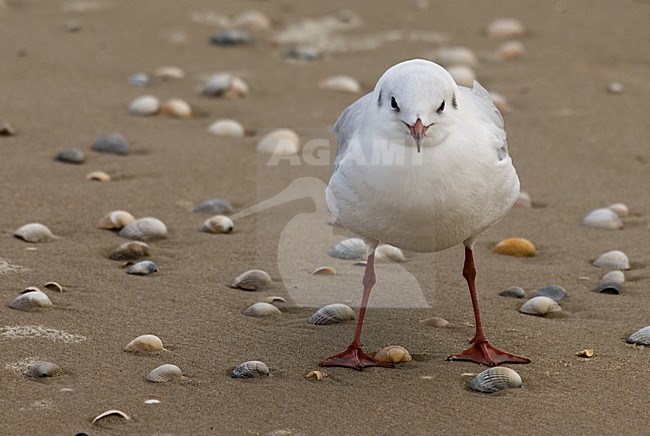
left=109, top=241, right=151, bottom=261
left=55, top=148, right=85, bottom=164
left=306, top=370, right=327, bottom=380
left=375, top=345, right=412, bottom=364
left=243, top=302, right=281, bottom=317
left=119, top=217, right=168, bottom=241
left=207, top=119, right=245, bottom=138
left=125, top=334, right=164, bottom=352
left=14, top=223, right=56, bottom=243
left=329, top=238, right=365, bottom=260
left=419, top=316, right=449, bottom=327
left=519, top=296, right=561, bottom=316
left=532, top=285, right=567, bottom=303
left=486, top=18, right=525, bottom=39
left=230, top=269, right=272, bottom=291
left=126, top=260, right=159, bottom=276
left=626, top=326, right=650, bottom=346
left=576, top=349, right=594, bottom=358
left=592, top=250, right=630, bottom=270
left=230, top=361, right=269, bottom=378
left=10, top=288, right=53, bottom=310
left=375, top=244, right=406, bottom=262
left=26, top=361, right=62, bottom=378
left=499, top=287, right=526, bottom=298
left=97, top=210, right=135, bottom=230
left=155, top=65, right=184, bottom=80
left=318, top=75, right=361, bottom=93
left=193, top=198, right=234, bottom=214
left=86, top=170, right=111, bottom=182
left=582, top=208, right=623, bottom=230
left=256, top=129, right=300, bottom=156
left=606, top=203, right=629, bottom=218
left=160, top=98, right=192, bottom=119
left=92, top=410, right=131, bottom=425
left=129, top=95, right=160, bottom=116
left=43, top=282, right=63, bottom=292
left=200, top=215, right=234, bottom=234
left=492, top=237, right=535, bottom=257
left=146, top=364, right=182, bottom=383
left=91, top=133, right=129, bottom=155
left=311, top=266, right=336, bottom=276
left=308, top=303, right=355, bottom=325
left=600, top=270, right=624, bottom=285
left=468, top=367, right=522, bottom=393
left=592, top=282, right=621, bottom=295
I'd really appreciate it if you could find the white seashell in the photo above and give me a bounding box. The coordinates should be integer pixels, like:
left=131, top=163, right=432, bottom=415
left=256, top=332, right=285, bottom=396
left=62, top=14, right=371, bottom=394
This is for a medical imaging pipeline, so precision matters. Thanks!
left=207, top=119, right=245, bottom=138
left=91, top=133, right=129, bottom=155
left=447, top=65, right=476, bottom=87
left=626, top=326, right=650, bottom=346
left=97, top=210, right=135, bottom=230
left=582, top=208, right=623, bottom=230
left=486, top=18, right=526, bottom=39
left=146, top=364, right=182, bottom=383
left=125, top=334, right=164, bottom=352
left=311, top=266, right=336, bottom=276
left=144, top=399, right=160, bottom=405
left=14, top=223, right=56, bottom=243
left=129, top=95, right=160, bottom=116
left=318, top=75, right=361, bottom=93
left=600, top=270, right=624, bottom=285
left=155, top=66, right=184, bottom=80
left=499, top=41, right=524, bottom=60
left=468, top=367, right=522, bottom=393
left=419, top=317, right=449, bottom=327
left=119, top=217, right=168, bottom=241
left=126, top=260, right=159, bottom=275
left=233, top=10, right=271, bottom=31
left=256, top=129, right=300, bottom=156
left=308, top=303, right=355, bottom=325
left=433, top=46, right=478, bottom=68
left=374, top=345, right=412, bottom=363
left=201, top=73, right=249, bottom=98
left=592, top=250, right=630, bottom=270
left=306, top=370, right=327, bottom=380
left=92, top=410, right=131, bottom=425
left=375, top=244, right=406, bottom=262
left=26, top=361, right=62, bottom=378
left=261, top=296, right=286, bottom=304
left=86, top=170, right=111, bottom=182
left=607, top=81, right=624, bottom=94
left=532, top=285, right=567, bottom=303
left=243, top=302, right=281, bottom=317
left=10, top=288, right=53, bottom=310
left=328, top=238, right=366, bottom=260
left=230, top=360, right=269, bottom=378
left=519, top=296, right=562, bottom=316
left=200, top=215, right=234, bottom=234
left=499, top=287, right=526, bottom=298
left=193, top=198, right=234, bottom=214
left=230, top=269, right=272, bottom=291
left=109, top=241, right=151, bottom=261
left=43, top=282, right=63, bottom=292
left=606, top=203, right=629, bottom=218
left=160, top=98, right=192, bottom=119
left=489, top=92, right=512, bottom=114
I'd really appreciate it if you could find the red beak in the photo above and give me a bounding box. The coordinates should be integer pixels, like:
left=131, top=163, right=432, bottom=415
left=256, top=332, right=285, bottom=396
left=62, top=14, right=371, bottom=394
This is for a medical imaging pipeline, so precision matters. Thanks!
left=408, top=118, right=427, bottom=153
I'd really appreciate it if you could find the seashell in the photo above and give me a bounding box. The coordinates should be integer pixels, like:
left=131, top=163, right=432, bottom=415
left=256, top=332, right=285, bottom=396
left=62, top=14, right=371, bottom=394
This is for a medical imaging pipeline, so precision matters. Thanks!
left=486, top=18, right=525, bottom=39
left=626, top=326, right=650, bottom=346
left=230, top=269, right=272, bottom=291
left=97, top=210, right=135, bottom=230
left=243, top=302, right=281, bottom=317
left=0, top=121, right=16, bottom=136
left=193, top=198, right=234, bottom=214
left=160, top=98, right=192, bottom=119
left=606, top=203, right=629, bottom=218
left=375, top=244, right=406, bottom=262
left=91, top=133, right=129, bottom=155
left=119, top=217, right=168, bottom=241
left=592, top=282, right=621, bottom=295
left=230, top=360, right=269, bottom=378
left=43, top=282, right=63, bottom=292
left=10, top=288, right=53, bottom=310
left=492, top=237, right=535, bottom=257
left=129, top=95, right=160, bottom=116
left=207, top=119, right=245, bottom=138
left=109, top=241, right=151, bottom=261
left=55, top=148, right=85, bottom=164
left=261, top=296, right=286, bottom=304
left=468, top=367, right=522, bottom=393
left=576, top=349, right=594, bottom=358
left=328, top=238, right=366, bottom=260
left=311, top=266, right=336, bottom=276
left=129, top=72, right=150, bottom=87
left=499, top=286, right=526, bottom=298
left=519, top=296, right=562, bottom=316
left=433, top=46, right=478, bottom=68
left=86, top=170, right=111, bottom=182
left=306, top=370, right=327, bottom=380
left=490, top=92, right=512, bottom=114
left=447, top=65, right=475, bottom=88
left=146, top=364, right=182, bottom=383
left=26, top=361, right=62, bottom=378
left=607, top=81, right=624, bottom=94
left=256, top=129, right=300, bottom=156
left=210, top=29, right=251, bottom=46
left=125, top=334, right=164, bottom=352
left=154, top=66, right=184, bottom=80
left=318, top=75, right=361, bottom=93
left=532, top=285, right=567, bottom=303
left=92, top=410, right=131, bottom=425
left=14, top=223, right=56, bottom=243
left=126, top=260, right=159, bottom=276
left=592, top=250, right=630, bottom=270
left=144, top=399, right=160, bottom=405
left=281, top=46, right=321, bottom=61
left=233, top=10, right=271, bottom=32
left=201, top=73, right=249, bottom=98
left=308, top=303, right=355, bottom=325
left=600, top=270, right=624, bottom=285
left=515, top=191, right=532, bottom=208
left=582, top=208, right=623, bottom=230
left=499, top=41, right=524, bottom=60
left=200, top=215, right=234, bottom=234
left=374, top=345, right=412, bottom=364
left=419, top=316, right=449, bottom=327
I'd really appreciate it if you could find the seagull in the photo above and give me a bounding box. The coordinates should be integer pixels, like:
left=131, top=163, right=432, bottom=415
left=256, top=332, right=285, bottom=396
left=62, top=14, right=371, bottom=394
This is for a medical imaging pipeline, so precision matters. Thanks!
left=322, top=59, right=530, bottom=369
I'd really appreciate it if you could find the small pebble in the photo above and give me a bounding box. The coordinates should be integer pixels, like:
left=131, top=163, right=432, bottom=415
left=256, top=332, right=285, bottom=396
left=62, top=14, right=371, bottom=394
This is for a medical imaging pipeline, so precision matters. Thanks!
left=607, top=81, right=624, bottom=94
left=91, top=133, right=129, bottom=155
left=55, top=148, right=85, bottom=164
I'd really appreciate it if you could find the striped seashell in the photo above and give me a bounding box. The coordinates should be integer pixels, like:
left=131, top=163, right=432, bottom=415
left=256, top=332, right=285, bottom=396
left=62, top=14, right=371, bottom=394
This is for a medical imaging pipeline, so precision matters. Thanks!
left=626, top=326, right=650, bottom=346
left=91, top=133, right=129, bottom=155
left=532, top=285, right=567, bottom=303
left=374, top=345, right=412, bottom=364
left=125, top=334, right=164, bottom=352
left=230, top=360, right=269, bottom=378
left=119, top=217, right=167, bottom=241
left=109, top=241, right=151, bottom=261
left=92, top=410, right=131, bottom=425
left=126, top=260, right=159, bottom=275
left=256, top=129, right=300, bottom=156
left=14, top=223, right=56, bottom=243
left=329, top=238, right=365, bottom=260
left=97, top=210, right=135, bottom=230
left=308, top=303, right=355, bottom=325
left=499, top=287, right=526, bottom=298
left=10, top=288, right=53, bottom=311
left=375, top=244, right=406, bottom=262
left=200, top=215, right=234, bottom=234
left=519, top=296, right=561, bottom=316
left=146, top=364, right=182, bottom=383
left=582, top=208, right=623, bottom=230
left=468, top=367, right=522, bottom=393
left=243, top=302, right=281, bottom=317
left=26, top=361, right=62, bottom=378
left=230, top=269, right=272, bottom=291
left=193, top=198, right=234, bottom=215
left=592, top=250, right=630, bottom=270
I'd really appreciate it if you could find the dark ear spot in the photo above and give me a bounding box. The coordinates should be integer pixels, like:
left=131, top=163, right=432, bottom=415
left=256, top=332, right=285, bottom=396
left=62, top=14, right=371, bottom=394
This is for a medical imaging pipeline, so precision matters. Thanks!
left=377, top=90, right=382, bottom=107
left=452, top=93, right=458, bottom=109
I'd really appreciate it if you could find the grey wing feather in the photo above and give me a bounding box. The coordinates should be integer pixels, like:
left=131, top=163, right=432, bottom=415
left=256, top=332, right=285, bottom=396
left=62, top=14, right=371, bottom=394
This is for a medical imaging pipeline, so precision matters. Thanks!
left=332, top=93, right=372, bottom=170
left=464, top=80, right=508, bottom=156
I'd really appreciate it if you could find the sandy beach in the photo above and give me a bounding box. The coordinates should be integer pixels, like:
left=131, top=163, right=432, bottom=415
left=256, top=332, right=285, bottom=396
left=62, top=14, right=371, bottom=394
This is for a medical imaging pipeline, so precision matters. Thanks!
left=1, top=0, right=649, bottom=435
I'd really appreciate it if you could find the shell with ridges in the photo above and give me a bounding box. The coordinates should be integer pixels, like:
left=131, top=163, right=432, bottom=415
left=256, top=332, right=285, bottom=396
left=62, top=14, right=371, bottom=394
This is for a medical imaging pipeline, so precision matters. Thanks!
left=592, top=250, right=629, bottom=270
left=10, top=289, right=52, bottom=310
left=532, top=285, right=567, bottom=303
left=626, top=326, right=650, bottom=346
left=329, top=238, right=365, bottom=260
left=26, top=361, right=62, bottom=378
left=230, top=360, right=269, bottom=378
left=160, top=98, right=192, bottom=119
left=600, top=270, right=624, bottom=285
left=14, top=223, right=56, bottom=243
left=582, top=208, right=623, bottom=230
left=126, top=260, right=159, bottom=275
left=519, top=296, right=561, bottom=316
left=592, top=282, right=621, bottom=295
left=499, top=287, right=526, bottom=298
left=91, top=133, right=129, bottom=155
left=193, top=198, right=234, bottom=214
left=129, top=95, right=160, bottom=116
left=92, top=410, right=131, bottom=425
left=86, top=170, right=111, bottom=182
left=207, top=119, right=245, bottom=138
left=308, top=303, right=355, bottom=325
left=125, top=334, right=164, bottom=352
left=146, top=364, right=182, bottom=383
left=318, top=75, right=361, bottom=93
left=230, top=269, right=272, bottom=291
left=243, top=302, right=281, bottom=317
left=492, top=237, right=535, bottom=257
left=468, top=367, right=522, bottom=393
left=119, top=217, right=167, bottom=241
left=256, top=129, right=300, bottom=156
left=109, top=241, right=151, bottom=261
left=375, top=345, right=412, bottom=363
left=97, top=210, right=135, bottom=230
left=200, top=215, right=234, bottom=234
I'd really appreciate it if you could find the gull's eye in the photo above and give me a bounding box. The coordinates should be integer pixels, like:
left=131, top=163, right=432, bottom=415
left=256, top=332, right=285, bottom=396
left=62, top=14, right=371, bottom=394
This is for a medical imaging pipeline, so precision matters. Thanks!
left=437, top=100, right=445, bottom=113
left=390, top=96, right=400, bottom=111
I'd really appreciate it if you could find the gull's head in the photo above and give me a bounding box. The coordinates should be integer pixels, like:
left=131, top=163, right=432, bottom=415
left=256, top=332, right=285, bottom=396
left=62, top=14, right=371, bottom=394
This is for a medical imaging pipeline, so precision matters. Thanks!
left=373, top=59, right=459, bottom=152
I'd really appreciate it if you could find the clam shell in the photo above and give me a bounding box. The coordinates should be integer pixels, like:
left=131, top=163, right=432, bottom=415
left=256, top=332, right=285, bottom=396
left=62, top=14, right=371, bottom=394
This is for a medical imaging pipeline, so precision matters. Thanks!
left=207, top=119, right=245, bottom=138
left=230, top=361, right=269, bottom=378
left=14, top=223, right=56, bottom=243
left=592, top=282, right=621, bottom=295
left=43, top=282, right=63, bottom=292
left=311, top=266, right=336, bottom=276
left=318, top=75, right=361, bottom=93
left=125, top=334, right=164, bottom=352
left=261, top=296, right=286, bottom=304
left=126, top=260, right=159, bottom=275
left=230, top=269, right=272, bottom=291
left=492, top=237, right=536, bottom=257
left=499, top=286, right=526, bottom=298
left=129, top=95, right=160, bottom=116
left=200, top=215, right=234, bottom=234
left=193, top=198, right=234, bottom=214
left=97, top=210, right=135, bottom=230
left=607, top=203, right=629, bottom=218
left=419, top=316, right=449, bottom=327
left=243, top=302, right=281, bottom=317
left=600, top=270, right=624, bottom=285
left=155, top=65, right=184, bottom=80
left=519, top=296, right=561, bottom=316
left=375, top=244, right=406, bottom=262
left=160, top=98, right=192, bottom=119
left=86, top=170, right=111, bottom=182
left=308, top=303, right=355, bottom=325
left=91, top=133, right=129, bottom=155
left=374, top=345, right=412, bottom=364
left=201, top=73, right=249, bottom=98
left=532, top=285, right=567, bottom=303
left=468, top=367, right=522, bottom=393
left=328, top=238, right=365, bottom=260
left=129, top=72, right=150, bottom=87
left=146, top=364, right=182, bottom=383
left=210, top=29, right=251, bottom=46
left=626, top=326, right=650, bottom=346
left=256, top=129, right=300, bottom=156
left=233, top=10, right=271, bottom=31
left=592, top=250, right=630, bottom=270
left=447, top=65, right=475, bottom=87
left=109, top=241, right=151, bottom=261
left=26, top=361, right=62, bottom=378
left=499, top=41, right=524, bottom=60
left=486, top=18, right=525, bottom=39
left=92, top=410, right=131, bottom=425
left=433, top=46, right=478, bottom=68
left=119, top=217, right=167, bottom=241
left=55, top=148, right=85, bottom=164
left=582, top=208, right=623, bottom=230
left=10, top=289, right=53, bottom=310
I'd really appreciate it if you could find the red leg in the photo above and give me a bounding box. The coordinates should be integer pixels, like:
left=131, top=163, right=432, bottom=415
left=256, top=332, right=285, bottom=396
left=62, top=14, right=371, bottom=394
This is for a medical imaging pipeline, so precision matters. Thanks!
left=447, top=246, right=530, bottom=366
left=320, top=251, right=394, bottom=370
